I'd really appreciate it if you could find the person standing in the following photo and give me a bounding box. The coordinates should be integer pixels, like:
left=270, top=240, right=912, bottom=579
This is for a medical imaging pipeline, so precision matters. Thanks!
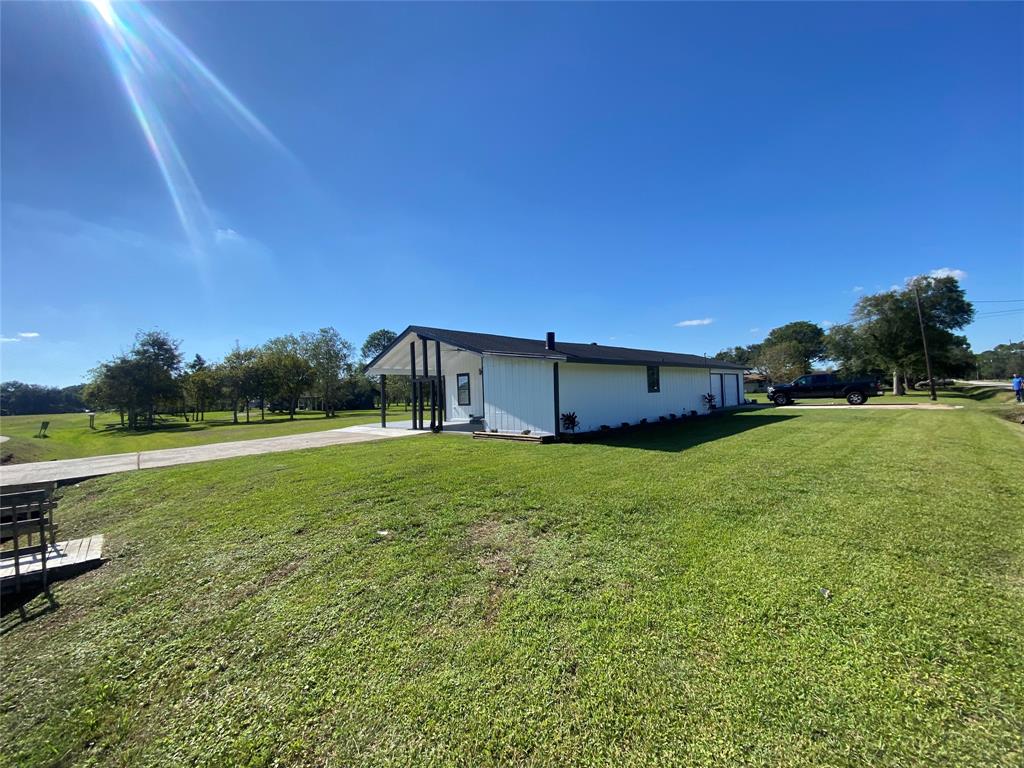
left=1013, top=373, right=1024, bottom=403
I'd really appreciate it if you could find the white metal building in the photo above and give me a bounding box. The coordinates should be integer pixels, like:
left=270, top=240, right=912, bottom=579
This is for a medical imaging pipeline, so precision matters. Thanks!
left=365, top=326, right=746, bottom=437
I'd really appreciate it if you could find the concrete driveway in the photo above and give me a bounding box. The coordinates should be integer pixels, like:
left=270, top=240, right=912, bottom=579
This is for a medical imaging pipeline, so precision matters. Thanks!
left=779, top=403, right=961, bottom=410
left=0, top=425, right=426, bottom=486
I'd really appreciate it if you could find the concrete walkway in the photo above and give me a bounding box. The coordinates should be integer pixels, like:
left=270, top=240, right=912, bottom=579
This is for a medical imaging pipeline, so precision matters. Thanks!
left=779, top=403, right=961, bottom=410
left=0, top=425, right=427, bottom=486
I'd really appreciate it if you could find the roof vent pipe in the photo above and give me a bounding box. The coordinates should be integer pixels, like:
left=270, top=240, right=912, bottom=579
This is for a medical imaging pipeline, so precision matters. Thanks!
left=545, top=331, right=556, bottom=351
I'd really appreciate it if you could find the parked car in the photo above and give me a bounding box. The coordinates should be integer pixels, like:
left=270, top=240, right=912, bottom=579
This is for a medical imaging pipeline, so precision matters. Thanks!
left=914, top=378, right=954, bottom=390
left=767, top=373, right=882, bottom=406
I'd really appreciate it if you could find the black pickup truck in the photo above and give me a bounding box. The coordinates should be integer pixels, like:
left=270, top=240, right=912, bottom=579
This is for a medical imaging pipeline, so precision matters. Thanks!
left=767, top=373, right=882, bottom=406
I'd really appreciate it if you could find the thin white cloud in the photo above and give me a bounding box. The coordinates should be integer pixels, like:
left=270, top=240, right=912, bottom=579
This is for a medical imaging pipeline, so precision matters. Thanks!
left=851, top=285, right=864, bottom=293
left=0, top=337, right=20, bottom=343
left=929, top=267, right=967, bottom=280
left=675, top=318, right=714, bottom=327
left=214, top=227, right=242, bottom=243
left=18, top=332, right=40, bottom=338
left=749, top=327, right=761, bottom=333
left=821, top=320, right=835, bottom=328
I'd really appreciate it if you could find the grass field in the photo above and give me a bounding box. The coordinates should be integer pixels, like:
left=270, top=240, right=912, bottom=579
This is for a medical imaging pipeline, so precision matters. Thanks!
left=0, top=407, right=412, bottom=464
left=2, top=390, right=1022, bottom=766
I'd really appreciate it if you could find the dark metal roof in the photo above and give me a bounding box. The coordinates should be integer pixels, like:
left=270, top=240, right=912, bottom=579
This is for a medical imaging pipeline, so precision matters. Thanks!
left=368, top=325, right=745, bottom=370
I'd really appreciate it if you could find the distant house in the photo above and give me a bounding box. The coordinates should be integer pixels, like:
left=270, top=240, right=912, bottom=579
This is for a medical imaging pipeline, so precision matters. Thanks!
left=365, top=326, right=746, bottom=437
left=744, top=372, right=768, bottom=393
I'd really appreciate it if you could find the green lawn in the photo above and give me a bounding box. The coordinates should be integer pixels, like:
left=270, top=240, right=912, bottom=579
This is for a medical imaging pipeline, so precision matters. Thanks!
left=0, top=407, right=412, bottom=464
left=2, top=394, right=1022, bottom=766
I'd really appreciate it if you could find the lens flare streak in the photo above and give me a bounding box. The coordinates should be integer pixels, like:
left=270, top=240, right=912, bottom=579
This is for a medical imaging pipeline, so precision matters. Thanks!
left=85, top=0, right=288, bottom=275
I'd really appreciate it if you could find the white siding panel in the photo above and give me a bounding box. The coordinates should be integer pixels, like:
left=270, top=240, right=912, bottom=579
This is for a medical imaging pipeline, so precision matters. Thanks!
left=483, top=356, right=556, bottom=435
left=443, top=350, right=484, bottom=420
left=558, top=363, right=711, bottom=433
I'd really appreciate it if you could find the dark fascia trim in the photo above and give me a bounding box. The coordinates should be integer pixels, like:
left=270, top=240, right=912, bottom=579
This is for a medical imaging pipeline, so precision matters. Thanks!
left=364, top=326, right=480, bottom=371
left=561, top=357, right=746, bottom=371
left=480, top=351, right=568, bottom=362
left=366, top=325, right=743, bottom=371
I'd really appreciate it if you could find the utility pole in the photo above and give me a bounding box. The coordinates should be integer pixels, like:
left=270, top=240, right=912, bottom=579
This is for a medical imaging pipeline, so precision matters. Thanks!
left=913, top=281, right=937, bottom=401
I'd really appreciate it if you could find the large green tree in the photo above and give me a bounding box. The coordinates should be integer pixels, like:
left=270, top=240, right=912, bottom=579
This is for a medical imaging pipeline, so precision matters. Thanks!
left=752, top=341, right=805, bottom=384
left=764, top=322, right=827, bottom=372
left=715, top=345, right=760, bottom=367
left=263, top=335, right=314, bottom=420
left=360, top=328, right=398, bottom=362
left=85, top=330, right=183, bottom=429
left=302, top=327, right=353, bottom=417
left=221, top=345, right=259, bottom=423
left=842, top=276, right=974, bottom=393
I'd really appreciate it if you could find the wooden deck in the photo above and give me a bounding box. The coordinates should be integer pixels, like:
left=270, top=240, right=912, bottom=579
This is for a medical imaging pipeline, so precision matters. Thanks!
left=0, top=535, right=104, bottom=585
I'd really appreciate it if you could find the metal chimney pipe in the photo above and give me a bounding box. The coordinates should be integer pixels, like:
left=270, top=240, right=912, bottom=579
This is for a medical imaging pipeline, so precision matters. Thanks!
left=545, top=331, right=556, bottom=351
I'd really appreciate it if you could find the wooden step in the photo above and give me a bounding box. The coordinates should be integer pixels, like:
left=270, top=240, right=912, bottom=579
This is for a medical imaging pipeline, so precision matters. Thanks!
left=472, top=431, right=553, bottom=443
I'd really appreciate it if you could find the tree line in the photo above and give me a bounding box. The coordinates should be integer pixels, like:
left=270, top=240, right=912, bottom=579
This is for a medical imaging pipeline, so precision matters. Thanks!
left=0, top=382, right=87, bottom=416
left=717, top=276, right=991, bottom=393
left=74, top=327, right=407, bottom=429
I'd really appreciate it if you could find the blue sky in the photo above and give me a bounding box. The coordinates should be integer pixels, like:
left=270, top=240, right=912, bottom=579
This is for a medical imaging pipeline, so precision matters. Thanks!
left=2, top=1, right=1021, bottom=386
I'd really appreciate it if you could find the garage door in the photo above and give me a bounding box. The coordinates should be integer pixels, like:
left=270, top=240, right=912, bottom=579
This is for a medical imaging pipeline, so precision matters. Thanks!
left=723, top=374, right=740, bottom=407
left=710, top=373, right=723, bottom=408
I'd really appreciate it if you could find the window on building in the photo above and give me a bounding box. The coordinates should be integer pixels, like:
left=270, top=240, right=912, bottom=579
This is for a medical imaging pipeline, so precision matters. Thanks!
left=457, top=373, right=471, bottom=406
left=647, top=365, right=660, bottom=393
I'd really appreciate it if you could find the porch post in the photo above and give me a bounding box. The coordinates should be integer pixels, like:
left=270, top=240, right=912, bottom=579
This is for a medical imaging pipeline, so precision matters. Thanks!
left=430, top=380, right=438, bottom=431
left=553, top=362, right=560, bottom=438
left=379, top=374, right=387, bottom=428
left=409, top=342, right=418, bottom=429
left=434, top=339, right=444, bottom=431
left=421, top=337, right=429, bottom=429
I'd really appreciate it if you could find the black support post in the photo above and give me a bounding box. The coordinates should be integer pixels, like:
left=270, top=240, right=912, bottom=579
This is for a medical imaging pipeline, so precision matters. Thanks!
left=380, top=374, right=387, bottom=428
left=434, top=339, right=444, bottom=430
left=553, top=362, right=560, bottom=438
left=421, top=338, right=429, bottom=428
left=429, top=378, right=437, bottom=431
left=409, top=342, right=418, bottom=429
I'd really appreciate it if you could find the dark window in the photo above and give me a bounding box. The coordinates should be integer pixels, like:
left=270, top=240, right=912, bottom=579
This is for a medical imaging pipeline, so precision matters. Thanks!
left=647, top=366, right=660, bottom=393
left=456, top=373, right=471, bottom=406
left=811, top=374, right=831, bottom=384
left=795, top=375, right=811, bottom=386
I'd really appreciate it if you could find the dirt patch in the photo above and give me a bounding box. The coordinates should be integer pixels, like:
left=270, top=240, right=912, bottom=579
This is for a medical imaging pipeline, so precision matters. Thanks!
left=229, top=558, right=304, bottom=604
left=467, top=519, right=540, bottom=626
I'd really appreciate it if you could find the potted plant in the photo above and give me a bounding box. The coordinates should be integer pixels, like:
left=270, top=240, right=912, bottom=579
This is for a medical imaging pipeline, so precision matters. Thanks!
left=560, top=411, right=579, bottom=433
left=702, top=393, right=717, bottom=410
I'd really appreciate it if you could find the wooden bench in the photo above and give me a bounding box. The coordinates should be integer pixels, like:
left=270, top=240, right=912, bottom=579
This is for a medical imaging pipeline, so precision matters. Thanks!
left=1, top=484, right=58, bottom=594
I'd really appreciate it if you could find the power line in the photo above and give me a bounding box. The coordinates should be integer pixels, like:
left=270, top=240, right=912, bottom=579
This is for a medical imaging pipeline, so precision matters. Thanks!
left=977, top=308, right=1024, bottom=315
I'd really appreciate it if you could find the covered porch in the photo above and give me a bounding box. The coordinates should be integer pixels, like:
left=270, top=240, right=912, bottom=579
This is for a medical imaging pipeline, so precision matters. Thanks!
left=365, top=330, right=486, bottom=432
